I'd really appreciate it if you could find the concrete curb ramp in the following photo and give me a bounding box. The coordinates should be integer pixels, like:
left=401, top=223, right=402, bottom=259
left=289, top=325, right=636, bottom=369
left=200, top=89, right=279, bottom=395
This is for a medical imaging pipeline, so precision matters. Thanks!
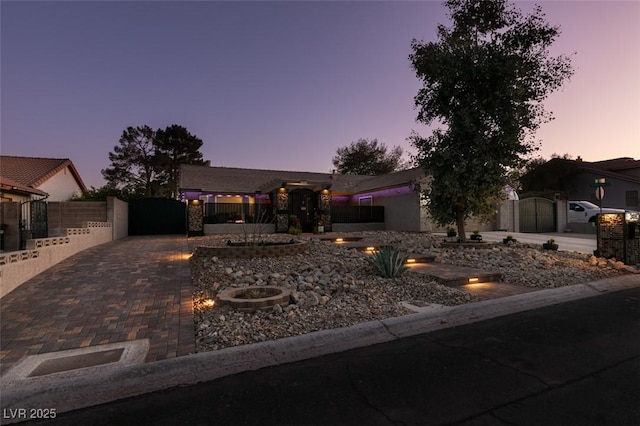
left=2, top=275, right=639, bottom=422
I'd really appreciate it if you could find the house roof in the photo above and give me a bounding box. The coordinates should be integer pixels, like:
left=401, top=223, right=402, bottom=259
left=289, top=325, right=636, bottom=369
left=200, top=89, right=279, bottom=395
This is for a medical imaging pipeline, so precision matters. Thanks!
left=0, top=155, right=87, bottom=192
left=0, top=176, right=48, bottom=197
left=354, top=167, right=426, bottom=192
left=587, top=157, right=639, bottom=173
left=179, top=164, right=425, bottom=195
left=578, top=157, right=640, bottom=185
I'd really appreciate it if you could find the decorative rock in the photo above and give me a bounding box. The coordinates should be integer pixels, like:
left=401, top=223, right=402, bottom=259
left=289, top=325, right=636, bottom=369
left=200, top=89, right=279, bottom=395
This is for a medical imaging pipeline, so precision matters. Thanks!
left=191, top=231, right=632, bottom=353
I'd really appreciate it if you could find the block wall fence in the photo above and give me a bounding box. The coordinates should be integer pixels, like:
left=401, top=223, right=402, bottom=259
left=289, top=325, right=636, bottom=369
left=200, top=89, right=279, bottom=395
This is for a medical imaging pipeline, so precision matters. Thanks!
left=0, top=197, right=128, bottom=298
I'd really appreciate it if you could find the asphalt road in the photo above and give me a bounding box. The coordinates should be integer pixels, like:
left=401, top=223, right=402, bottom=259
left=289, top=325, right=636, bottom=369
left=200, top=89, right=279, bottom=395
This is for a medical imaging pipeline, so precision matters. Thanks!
left=23, top=287, right=640, bottom=426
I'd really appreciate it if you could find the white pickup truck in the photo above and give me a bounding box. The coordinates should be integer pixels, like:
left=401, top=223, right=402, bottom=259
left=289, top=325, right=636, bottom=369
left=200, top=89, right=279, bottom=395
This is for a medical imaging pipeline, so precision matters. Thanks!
left=568, top=201, right=625, bottom=223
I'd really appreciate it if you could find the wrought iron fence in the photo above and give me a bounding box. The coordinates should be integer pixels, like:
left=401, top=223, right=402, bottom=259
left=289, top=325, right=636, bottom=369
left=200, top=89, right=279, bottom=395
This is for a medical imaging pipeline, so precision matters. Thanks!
left=203, top=203, right=274, bottom=224
left=331, top=205, right=384, bottom=223
left=20, top=199, right=48, bottom=249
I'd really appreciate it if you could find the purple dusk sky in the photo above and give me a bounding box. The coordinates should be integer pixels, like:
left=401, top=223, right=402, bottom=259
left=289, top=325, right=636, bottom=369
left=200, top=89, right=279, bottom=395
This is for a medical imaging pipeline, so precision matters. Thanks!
left=1, top=1, right=638, bottom=189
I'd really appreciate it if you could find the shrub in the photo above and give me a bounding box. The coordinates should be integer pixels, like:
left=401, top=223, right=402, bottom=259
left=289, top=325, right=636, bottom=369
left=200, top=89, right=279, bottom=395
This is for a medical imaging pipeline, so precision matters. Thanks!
left=366, top=246, right=408, bottom=278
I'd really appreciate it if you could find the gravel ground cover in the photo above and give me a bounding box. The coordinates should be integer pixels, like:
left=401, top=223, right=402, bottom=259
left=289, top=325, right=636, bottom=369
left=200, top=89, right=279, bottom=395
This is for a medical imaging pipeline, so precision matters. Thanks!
left=189, top=231, right=636, bottom=352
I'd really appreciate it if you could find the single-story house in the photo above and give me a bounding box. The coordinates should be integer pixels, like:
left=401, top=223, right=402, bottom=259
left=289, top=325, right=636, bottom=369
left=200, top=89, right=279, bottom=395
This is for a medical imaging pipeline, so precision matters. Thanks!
left=520, top=156, right=640, bottom=210
left=1, top=156, right=88, bottom=250
left=0, top=156, right=87, bottom=203
left=179, top=164, right=507, bottom=234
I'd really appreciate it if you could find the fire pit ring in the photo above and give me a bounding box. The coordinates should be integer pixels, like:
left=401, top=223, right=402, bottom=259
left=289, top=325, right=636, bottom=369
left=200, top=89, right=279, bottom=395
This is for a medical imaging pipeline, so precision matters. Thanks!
left=217, top=286, right=291, bottom=312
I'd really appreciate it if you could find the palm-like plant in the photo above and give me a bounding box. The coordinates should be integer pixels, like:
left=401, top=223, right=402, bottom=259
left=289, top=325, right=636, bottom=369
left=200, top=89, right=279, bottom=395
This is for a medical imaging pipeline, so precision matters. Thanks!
left=366, top=246, right=408, bottom=278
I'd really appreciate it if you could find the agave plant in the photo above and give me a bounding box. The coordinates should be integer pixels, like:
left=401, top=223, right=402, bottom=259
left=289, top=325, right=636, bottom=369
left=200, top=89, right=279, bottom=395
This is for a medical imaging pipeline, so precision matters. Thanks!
left=366, top=246, right=408, bottom=278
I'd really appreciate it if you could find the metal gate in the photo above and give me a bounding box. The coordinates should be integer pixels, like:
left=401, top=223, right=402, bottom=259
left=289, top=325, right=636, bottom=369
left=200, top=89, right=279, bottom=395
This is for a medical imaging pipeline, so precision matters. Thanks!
left=519, top=197, right=556, bottom=233
left=20, top=199, right=48, bottom=249
left=129, top=198, right=186, bottom=235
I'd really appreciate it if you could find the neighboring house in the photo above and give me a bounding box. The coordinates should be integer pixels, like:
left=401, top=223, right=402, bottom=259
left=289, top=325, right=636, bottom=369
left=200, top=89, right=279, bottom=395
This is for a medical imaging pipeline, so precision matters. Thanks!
left=0, top=156, right=88, bottom=250
left=179, top=164, right=500, bottom=234
left=0, top=156, right=87, bottom=202
left=521, top=157, right=640, bottom=210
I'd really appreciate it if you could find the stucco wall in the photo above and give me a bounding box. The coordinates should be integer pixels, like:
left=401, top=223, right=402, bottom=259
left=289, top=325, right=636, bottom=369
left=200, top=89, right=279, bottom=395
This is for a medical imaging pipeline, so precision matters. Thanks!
left=0, top=222, right=112, bottom=298
left=37, top=166, right=84, bottom=201
left=107, top=197, right=128, bottom=240
left=379, top=191, right=423, bottom=232
left=496, top=200, right=519, bottom=232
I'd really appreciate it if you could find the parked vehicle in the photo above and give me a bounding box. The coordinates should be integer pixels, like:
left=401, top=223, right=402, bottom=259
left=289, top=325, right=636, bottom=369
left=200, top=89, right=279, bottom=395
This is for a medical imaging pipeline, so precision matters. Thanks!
left=568, top=201, right=625, bottom=223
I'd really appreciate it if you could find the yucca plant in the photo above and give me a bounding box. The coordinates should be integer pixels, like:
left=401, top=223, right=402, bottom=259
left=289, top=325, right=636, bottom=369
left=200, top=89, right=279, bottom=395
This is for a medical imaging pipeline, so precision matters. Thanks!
left=366, top=246, right=408, bottom=278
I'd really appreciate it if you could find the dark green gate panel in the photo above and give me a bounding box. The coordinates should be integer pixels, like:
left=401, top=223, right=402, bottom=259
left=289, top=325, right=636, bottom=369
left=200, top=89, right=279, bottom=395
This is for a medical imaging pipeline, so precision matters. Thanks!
left=519, top=197, right=556, bottom=233
left=129, top=198, right=186, bottom=235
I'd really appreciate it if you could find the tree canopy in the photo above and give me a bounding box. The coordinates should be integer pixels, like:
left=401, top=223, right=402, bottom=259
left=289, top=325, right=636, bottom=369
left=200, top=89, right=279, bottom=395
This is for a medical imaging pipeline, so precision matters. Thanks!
left=409, top=0, right=573, bottom=239
left=332, top=138, right=408, bottom=175
left=101, top=124, right=205, bottom=198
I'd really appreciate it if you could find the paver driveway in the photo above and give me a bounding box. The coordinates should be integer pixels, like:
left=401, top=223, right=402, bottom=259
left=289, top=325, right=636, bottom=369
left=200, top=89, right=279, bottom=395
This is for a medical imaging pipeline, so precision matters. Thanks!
left=0, top=235, right=194, bottom=376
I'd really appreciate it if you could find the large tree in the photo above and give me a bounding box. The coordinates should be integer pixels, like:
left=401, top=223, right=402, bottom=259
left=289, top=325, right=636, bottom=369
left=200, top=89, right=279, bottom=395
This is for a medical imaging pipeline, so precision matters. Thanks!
left=102, top=125, right=159, bottom=196
left=102, top=124, right=205, bottom=197
left=155, top=125, right=205, bottom=198
left=332, top=138, right=407, bottom=175
left=409, top=0, right=573, bottom=240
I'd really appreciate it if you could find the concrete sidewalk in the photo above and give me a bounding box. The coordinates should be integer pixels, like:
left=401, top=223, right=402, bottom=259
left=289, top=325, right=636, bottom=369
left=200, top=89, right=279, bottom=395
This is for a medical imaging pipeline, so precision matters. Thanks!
left=2, top=274, right=638, bottom=422
left=478, top=231, right=597, bottom=254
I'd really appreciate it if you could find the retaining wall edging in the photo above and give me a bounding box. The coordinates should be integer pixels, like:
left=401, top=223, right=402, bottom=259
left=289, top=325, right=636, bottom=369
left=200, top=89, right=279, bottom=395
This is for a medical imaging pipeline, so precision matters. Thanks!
left=194, top=241, right=308, bottom=259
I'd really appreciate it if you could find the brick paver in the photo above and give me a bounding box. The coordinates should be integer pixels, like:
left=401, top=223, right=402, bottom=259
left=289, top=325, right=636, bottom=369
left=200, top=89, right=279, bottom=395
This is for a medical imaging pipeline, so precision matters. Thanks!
left=0, top=235, right=194, bottom=375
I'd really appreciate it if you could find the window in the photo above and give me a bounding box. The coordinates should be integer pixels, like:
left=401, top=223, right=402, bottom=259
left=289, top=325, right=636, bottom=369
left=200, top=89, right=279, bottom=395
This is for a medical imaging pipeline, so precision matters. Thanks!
left=358, top=196, right=372, bottom=207
left=626, top=190, right=639, bottom=208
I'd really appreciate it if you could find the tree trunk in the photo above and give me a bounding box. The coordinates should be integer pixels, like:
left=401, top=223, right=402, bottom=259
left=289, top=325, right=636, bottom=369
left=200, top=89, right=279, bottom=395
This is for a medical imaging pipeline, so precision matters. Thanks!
left=456, top=205, right=466, bottom=242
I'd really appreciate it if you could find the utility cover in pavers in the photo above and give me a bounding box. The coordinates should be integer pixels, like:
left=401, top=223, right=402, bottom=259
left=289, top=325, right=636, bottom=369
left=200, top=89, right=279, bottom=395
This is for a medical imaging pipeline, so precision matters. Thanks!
left=408, top=263, right=501, bottom=286
left=28, top=348, right=125, bottom=377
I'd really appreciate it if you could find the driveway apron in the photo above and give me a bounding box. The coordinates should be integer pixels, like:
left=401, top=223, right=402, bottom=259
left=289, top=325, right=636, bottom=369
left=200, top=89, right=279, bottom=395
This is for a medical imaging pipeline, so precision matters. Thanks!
left=0, top=235, right=194, bottom=376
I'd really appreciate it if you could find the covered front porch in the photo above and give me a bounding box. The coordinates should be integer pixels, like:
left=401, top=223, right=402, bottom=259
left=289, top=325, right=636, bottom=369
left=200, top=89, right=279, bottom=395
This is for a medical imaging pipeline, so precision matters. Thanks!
left=182, top=178, right=335, bottom=234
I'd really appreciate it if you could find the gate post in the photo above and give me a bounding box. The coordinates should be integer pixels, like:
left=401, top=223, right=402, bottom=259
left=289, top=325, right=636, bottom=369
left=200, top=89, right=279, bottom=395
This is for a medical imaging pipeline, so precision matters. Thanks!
left=556, top=199, right=568, bottom=233
left=187, top=200, right=204, bottom=237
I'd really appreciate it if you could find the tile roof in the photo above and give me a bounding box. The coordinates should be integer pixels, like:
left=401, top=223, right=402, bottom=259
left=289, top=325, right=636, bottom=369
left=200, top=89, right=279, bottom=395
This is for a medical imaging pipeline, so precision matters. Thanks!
left=179, top=164, right=425, bottom=195
left=579, top=157, right=640, bottom=185
left=586, top=157, right=640, bottom=172
left=0, top=155, right=87, bottom=191
left=0, top=176, right=48, bottom=196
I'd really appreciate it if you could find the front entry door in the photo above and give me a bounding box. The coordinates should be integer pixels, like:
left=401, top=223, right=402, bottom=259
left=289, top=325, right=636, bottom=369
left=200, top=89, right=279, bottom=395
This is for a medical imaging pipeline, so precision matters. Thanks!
left=289, top=189, right=317, bottom=232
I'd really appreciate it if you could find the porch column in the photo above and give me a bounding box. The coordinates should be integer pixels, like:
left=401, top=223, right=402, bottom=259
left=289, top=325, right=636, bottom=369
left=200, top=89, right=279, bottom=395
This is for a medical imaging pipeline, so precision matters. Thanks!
left=318, top=189, right=332, bottom=232
left=275, top=188, right=289, bottom=233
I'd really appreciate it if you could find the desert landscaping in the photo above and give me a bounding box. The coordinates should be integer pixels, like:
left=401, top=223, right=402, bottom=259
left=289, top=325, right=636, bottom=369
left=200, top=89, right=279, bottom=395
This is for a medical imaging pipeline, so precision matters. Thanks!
left=189, top=231, right=635, bottom=352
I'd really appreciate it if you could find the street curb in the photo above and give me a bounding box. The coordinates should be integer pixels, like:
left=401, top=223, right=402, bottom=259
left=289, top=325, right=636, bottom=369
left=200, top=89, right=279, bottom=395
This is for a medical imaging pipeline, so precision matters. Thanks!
left=2, top=274, right=639, bottom=422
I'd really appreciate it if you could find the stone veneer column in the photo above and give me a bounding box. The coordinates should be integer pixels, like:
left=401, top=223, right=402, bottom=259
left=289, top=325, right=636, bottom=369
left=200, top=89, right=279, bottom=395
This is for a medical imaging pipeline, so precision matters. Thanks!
left=187, top=201, right=204, bottom=236
left=275, top=189, right=289, bottom=233
left=318, top=189, right=332, bottom=232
